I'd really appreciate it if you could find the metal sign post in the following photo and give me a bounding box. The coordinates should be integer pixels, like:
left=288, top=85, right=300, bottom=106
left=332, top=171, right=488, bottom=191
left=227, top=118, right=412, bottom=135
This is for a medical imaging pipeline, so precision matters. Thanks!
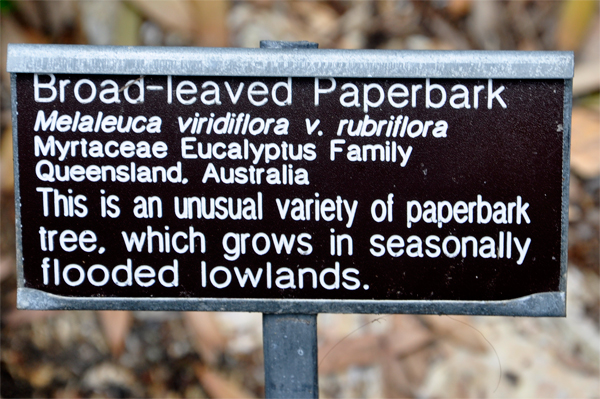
left=263, top=314, right=318, bottom=398
left=260, top=41, right=319, bottom=399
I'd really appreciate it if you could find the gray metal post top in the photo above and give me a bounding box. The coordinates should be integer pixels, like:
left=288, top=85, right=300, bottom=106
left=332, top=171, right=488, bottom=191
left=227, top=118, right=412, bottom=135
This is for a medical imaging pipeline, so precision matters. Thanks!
left=7, top=44, right=573, bottom=79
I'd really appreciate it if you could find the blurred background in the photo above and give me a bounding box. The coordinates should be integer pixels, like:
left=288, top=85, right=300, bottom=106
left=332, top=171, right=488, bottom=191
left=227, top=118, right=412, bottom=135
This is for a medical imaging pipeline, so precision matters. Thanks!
left=0, top=1, right=598, bottom=398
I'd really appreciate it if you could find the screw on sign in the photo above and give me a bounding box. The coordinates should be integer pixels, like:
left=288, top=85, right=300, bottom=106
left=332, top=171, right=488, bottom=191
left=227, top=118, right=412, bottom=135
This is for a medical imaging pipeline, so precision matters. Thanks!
left=8, top=42, right=572, bottom=398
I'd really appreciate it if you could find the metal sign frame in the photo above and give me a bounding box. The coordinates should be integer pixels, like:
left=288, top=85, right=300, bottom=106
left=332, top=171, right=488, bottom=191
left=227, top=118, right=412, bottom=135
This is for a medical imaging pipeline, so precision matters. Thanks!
left=8, top=44, right=573, bottom=316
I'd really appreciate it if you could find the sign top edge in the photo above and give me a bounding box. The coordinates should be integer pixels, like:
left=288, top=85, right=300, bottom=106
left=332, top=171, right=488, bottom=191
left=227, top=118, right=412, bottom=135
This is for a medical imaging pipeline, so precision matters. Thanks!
left=7, top=44, right=574, bottom=78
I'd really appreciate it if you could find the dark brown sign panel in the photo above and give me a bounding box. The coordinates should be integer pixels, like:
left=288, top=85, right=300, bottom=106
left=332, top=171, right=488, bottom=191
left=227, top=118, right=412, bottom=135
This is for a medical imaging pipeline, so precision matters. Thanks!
left=9, top=46, right=572, bottom=315
left=16, top=75, right=563, bottom=296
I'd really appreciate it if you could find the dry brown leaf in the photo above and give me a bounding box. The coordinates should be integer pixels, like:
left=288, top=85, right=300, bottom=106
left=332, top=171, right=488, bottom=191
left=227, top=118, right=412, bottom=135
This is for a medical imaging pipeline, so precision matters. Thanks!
left=114, top=3, right=143, bottom=46
left=78, top=1, right=121, bottom=45
left=402, top=346, right=433, bottom=386
left=573, top=62, right=600, bottom=97
left=3, top=288, right=17, bottom=309
left=318, top=333, right=383, bottom=374
left=446, top=0, right=471, bottom=19
left=128, top=0, right=194, bottom=40
left=555, top=0, right=598, bottom=51
left=12, top=1, right=45, bottom=31
left=29, top=364, right=55, bottom=388
left=467, top=0, right=502, bottom=50
left=570, top=107, right=600, bottom=179
left=1, top=126, right=15, bottom=193
left=51, top=388, right=81, bottom=399
left=291, top=2, right=338, bottom=45
left=419, top=315, right=488, bottom=353
left=98, top=310, right=133, bottom=357
left=578, top=14, right=600, bottom=64
left=382, top=316, right=435, bottom=396
left=43, top=0, right=77, bottom=39
left=195, top=365, right=256, bottom=399
left=12, top=1, right=76, bottom=39
left=385, top=315, right=434, bottom=357
left=428, top=15, right=470, bottom=50
left=0, top=256, right=15, bottom=282
left=191, top=1, right=230, bottom=47
left=382, top=347, right=434, bottom=397
left=381, top=355, right=412, bottom=398
left=4, top=309, right=62, bottom=327
left=184, top=312, right=226, bottom=366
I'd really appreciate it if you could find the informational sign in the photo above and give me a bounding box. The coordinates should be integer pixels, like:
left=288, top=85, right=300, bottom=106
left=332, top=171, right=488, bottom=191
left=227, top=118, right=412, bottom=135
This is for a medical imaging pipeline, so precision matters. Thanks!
left=8, top=45, right=573, bottom=315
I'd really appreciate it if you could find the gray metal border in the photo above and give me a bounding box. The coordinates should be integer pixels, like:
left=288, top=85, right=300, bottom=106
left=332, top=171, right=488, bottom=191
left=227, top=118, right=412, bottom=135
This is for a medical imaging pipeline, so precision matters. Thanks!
left=8, top=45, right=573, bottom=316
left=7, top=44, right=573, bottom=79
left=560, top=79, right=573, bottom=295
left=11, top=73, right=24, bottom=290
left=17, top=288, right=565, bottom=316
